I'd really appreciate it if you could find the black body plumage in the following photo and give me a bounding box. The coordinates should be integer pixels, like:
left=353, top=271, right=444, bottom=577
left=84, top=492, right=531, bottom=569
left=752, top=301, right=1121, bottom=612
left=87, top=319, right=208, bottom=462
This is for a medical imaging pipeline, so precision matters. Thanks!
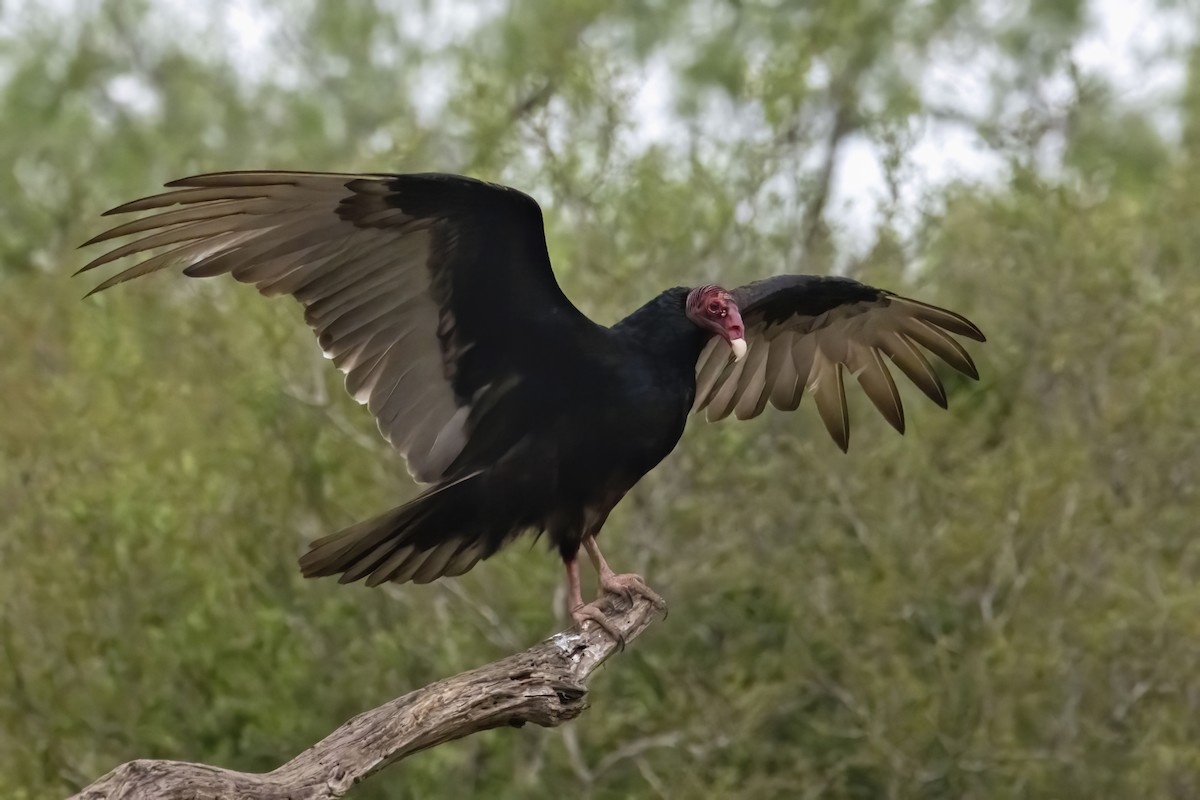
left=307, top=285, right=712, bottom=581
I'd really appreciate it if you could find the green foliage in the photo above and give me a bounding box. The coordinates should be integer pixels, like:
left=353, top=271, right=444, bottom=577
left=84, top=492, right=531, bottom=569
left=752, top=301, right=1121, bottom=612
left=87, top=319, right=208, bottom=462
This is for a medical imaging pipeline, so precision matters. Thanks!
left=2, top=0, right=1199, bottom=797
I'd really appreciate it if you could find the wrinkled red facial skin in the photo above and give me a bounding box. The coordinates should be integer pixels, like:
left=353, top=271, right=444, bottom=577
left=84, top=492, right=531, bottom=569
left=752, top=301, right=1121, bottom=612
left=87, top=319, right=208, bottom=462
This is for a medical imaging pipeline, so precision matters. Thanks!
left=685, top=284, right=745, bottom=343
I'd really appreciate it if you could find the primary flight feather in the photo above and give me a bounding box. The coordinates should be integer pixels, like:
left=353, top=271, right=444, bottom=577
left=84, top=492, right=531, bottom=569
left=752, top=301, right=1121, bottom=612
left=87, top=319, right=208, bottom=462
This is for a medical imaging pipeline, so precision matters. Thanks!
left=80, top=171, right=985, bottom=635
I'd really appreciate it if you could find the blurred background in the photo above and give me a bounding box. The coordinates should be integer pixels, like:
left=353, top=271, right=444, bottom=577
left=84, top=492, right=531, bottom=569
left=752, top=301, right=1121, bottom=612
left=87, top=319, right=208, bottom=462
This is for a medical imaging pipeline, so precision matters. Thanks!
left=2, top=0, right=1199, bottom=797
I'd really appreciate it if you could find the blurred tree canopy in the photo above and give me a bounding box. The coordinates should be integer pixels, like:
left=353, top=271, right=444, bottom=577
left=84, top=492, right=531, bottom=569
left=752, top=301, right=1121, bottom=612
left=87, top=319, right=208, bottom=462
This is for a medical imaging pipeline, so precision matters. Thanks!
left=2, top=0, right=1199, bottom=797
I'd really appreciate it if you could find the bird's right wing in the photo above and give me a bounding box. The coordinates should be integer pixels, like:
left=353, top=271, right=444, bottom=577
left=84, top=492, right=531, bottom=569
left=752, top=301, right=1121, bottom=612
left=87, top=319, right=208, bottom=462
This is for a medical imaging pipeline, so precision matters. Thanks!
left=80, top=171, right=599, bottom=482
left=693, top=274, right=985, bottom=451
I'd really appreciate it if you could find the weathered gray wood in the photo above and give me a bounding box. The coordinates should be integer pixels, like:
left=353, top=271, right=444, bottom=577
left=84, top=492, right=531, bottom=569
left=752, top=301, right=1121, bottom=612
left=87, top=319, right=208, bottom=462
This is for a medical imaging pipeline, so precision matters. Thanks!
left=71, top=595, right=662, bottom=800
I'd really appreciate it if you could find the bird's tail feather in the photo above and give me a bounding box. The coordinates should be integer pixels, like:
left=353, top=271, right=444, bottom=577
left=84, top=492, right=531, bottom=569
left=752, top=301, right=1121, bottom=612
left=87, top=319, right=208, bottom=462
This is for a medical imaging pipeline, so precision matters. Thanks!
left=299, top=472, right=504, bottom=587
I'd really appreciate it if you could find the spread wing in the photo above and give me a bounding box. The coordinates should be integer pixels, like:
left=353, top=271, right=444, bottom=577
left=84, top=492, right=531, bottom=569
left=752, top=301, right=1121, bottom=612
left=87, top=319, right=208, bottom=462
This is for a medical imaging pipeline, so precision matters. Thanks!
left=79, top=171, right=598, bottom=482
left=692, top=275, right=986, bottom=451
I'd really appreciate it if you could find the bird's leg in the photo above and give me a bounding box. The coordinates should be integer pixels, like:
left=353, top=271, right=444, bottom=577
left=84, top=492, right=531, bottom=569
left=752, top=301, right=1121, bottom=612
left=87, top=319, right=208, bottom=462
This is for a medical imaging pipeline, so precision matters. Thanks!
left=583, top=535, right=666, bottom=610
left=565, top=557, right=623, bottom=641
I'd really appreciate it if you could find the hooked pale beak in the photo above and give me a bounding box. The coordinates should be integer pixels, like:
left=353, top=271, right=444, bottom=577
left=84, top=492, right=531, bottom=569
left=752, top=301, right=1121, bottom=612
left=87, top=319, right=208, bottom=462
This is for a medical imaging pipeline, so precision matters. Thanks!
left=729, top=337, right=747, bottom=362
left=725, top=305, right=746, bottom=361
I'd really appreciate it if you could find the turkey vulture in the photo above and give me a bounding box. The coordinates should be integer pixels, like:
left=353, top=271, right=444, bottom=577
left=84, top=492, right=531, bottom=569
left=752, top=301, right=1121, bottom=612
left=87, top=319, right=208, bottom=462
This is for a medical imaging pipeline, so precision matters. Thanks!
left=79, top=171, right=985, bottom=636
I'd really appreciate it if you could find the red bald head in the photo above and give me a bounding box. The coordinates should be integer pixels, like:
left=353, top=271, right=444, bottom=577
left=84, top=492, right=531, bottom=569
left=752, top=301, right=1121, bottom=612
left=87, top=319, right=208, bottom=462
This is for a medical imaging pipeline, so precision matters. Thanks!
left=686, top=284, right=746, bottom=360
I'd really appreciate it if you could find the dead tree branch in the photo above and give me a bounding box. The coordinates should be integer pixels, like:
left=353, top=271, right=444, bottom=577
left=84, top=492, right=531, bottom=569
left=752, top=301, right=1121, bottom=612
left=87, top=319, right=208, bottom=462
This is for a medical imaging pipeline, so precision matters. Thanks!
left=71, top=595, right=663, bottom=800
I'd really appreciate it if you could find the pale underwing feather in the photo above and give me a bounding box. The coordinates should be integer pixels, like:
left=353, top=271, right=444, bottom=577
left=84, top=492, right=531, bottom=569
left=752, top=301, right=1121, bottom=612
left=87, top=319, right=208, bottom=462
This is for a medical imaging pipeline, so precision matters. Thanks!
left=766, top=331, right=801, bottom=411
left=899, top=317, right=979, bottom=378
left=223, top=241, right=333, bottom=283
left=411, top=539, right=461, bottom=584
left=884, top=332, right=948, bottom=408
left=731, top=339, right=772, bottom=420
left=692, top=338, right=729, bottom=411
left=339, top=537, right=404, bottom=584
left=364, top=545, right=416, bottom=587
left=83, top=199, right=251, bottom=244
left=704, top=355, right=747, bottom=422
left=101, top=184, right=283, bottom=214
left=851, top=343, right=904, bottom=434
left=441, top=542, right=485, bottom=578
left=809, top=349, right=850, bottom=452
left=891, top=296, right=985, bottom=341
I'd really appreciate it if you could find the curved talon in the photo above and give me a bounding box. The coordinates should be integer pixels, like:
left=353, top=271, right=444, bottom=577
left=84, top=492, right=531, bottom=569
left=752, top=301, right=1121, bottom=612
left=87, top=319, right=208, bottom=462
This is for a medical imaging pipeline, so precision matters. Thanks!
left=599, top=571, right=666, bottom=612
left=571, top=602, right=626, bottom=649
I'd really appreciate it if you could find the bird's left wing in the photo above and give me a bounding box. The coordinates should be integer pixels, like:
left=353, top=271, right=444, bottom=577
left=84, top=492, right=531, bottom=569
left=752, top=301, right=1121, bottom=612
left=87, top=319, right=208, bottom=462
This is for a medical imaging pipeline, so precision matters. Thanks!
left=693, top=274, right=985, bottom=451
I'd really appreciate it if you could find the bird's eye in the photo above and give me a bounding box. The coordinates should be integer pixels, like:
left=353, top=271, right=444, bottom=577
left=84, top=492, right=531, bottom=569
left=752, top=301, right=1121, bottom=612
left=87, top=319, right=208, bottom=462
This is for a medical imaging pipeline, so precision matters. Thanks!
left=707, top=301, right=722, bottom=314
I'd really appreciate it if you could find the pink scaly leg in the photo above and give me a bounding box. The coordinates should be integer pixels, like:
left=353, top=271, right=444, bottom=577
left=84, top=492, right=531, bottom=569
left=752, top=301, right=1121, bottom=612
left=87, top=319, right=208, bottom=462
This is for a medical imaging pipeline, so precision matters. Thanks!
left=583, top=535, right=666, bottom=610
left=565, top=557, right=623, bottom=640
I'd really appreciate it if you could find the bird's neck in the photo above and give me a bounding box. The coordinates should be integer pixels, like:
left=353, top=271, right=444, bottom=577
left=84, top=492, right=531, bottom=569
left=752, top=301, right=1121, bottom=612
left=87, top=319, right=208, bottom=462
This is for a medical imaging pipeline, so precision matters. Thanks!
left=611, top=287, right=711, bottom=367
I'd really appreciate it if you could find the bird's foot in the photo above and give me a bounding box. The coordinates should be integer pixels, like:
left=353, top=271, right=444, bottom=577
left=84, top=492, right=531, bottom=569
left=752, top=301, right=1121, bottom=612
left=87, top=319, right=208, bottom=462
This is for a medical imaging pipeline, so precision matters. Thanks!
left=571, top=601, right=625, bottom=648
left=599, top=571, right=667, bottom=612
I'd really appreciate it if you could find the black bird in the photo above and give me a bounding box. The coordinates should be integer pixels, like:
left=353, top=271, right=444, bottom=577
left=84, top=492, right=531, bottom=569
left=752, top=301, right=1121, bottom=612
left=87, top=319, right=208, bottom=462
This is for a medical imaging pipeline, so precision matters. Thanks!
left=80, top=171, right=985, bottom=636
